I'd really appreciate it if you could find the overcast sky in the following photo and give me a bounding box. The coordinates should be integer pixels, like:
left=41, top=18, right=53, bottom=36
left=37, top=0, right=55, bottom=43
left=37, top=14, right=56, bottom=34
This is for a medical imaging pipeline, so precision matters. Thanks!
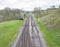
left=0, top=0, right=60, bottom=11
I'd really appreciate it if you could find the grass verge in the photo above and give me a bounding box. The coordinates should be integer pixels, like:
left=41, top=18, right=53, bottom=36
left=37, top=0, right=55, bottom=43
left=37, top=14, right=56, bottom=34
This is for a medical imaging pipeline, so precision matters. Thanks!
left=0, top=20, right=24, bottom=47
left=35, top=18, right=60, bottom=47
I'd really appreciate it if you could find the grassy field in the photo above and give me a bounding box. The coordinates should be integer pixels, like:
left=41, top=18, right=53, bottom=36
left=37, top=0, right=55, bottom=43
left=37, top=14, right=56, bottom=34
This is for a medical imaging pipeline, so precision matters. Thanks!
left=0, top=20, right=24, bottom=47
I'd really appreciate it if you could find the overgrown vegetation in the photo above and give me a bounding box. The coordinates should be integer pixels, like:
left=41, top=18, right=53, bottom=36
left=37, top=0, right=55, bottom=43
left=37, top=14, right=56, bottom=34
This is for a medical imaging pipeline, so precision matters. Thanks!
left=34, top=8, right=60, bottom=47
left=0, top=20, right=24, bottom=47
left=36, top=19, right=60, bottom=47
left=40, top=8, right=60, bottom=30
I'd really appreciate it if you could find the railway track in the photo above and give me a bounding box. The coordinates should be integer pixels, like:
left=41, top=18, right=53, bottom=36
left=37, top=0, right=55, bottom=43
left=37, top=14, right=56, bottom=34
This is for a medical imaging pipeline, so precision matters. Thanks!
left=11, top=14, right=47, bottom=47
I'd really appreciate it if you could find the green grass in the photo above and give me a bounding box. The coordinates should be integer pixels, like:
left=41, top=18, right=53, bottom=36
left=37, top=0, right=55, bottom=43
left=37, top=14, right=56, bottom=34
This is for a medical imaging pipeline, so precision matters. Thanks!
left=35, top=18, right=60, bottom=47
left=0, top=20, right=24, bottom=47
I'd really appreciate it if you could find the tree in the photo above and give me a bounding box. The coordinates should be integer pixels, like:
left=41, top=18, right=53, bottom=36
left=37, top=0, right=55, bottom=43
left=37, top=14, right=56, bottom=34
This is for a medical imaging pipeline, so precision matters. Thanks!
left=59, top=5, right=60, bottom=8
left=33, top=7, right=41, bottom=23
left=34, top=7, right=41, bottom=18
left=51, top=5, right=55, bottom=9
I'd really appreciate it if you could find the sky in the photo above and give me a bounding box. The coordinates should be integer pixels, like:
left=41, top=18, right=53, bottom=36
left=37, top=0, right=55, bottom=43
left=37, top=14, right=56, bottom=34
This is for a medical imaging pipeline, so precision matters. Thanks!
left=0, top=0, right=60, bottom=11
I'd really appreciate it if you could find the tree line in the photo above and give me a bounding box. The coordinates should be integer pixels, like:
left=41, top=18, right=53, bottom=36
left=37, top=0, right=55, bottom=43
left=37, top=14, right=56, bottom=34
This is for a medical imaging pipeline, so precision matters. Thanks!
left=33, top=5, right=60, bottom=18
left=0, top=7, right=27, bottom=22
